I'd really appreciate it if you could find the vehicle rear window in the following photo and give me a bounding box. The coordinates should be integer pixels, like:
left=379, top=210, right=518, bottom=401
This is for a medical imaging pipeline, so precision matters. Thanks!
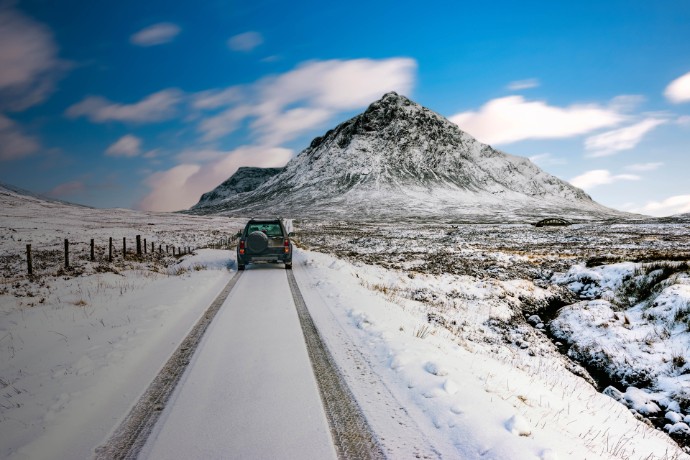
left=247, top=223, right=283, bottom=237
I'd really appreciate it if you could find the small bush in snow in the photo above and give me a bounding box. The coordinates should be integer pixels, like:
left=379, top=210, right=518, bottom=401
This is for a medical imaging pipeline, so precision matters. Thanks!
left=414, top=324, right=431, bottom=339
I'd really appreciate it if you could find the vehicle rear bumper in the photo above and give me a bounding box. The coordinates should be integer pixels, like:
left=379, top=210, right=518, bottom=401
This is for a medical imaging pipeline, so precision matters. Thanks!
left=238, top=253, right=292, bottom=264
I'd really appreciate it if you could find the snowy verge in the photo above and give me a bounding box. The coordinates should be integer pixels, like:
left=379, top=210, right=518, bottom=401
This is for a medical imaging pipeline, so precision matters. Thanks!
left=294, top=249, right=687, bottom=459
left=0, top=249, right=235, bottom=460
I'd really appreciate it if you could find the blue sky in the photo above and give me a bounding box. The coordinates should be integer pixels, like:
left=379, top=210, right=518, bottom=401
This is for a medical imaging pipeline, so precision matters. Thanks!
left=1, top=0, right=690, bottom=215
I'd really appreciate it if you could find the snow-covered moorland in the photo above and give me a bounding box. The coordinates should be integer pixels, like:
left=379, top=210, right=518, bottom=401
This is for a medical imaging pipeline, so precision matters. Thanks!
left=2, top=182, right=690, bottom=459
left=295, top=250, right=685, bottom=459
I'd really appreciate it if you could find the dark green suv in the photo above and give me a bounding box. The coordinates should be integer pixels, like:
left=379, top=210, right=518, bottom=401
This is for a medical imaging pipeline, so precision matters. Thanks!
left=237, top=218, right=292, bottom=270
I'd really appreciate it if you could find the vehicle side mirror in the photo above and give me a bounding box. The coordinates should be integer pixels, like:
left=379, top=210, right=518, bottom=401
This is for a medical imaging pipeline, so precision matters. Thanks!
left=288, top=232, right=295, bottom=237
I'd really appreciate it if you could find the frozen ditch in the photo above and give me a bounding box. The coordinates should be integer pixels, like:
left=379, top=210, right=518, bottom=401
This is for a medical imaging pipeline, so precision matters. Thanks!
left=548, top=260, right=690, bottom=446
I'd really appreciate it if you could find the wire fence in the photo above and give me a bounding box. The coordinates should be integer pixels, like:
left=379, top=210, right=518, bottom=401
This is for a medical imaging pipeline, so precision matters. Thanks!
left=18, top=234, right=239, bottom=277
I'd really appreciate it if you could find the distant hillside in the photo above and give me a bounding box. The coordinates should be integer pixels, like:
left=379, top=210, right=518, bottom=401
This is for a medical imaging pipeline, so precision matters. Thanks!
left=0, top=182, right=90, bottom=209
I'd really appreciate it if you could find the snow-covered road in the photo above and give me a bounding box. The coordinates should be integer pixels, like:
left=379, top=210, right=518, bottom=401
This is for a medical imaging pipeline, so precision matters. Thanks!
left=139, top=266, right=337, bottom=459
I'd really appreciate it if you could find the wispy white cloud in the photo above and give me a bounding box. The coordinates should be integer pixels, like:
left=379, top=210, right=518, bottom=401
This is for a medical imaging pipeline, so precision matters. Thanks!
left=66, top=58, right=415, bottom=147
left=191, top=87, right=242, bottom=110
left=584, top=118, right=666, bottom=157
left=66, top=89, right=183, bottom=123
left=631, top=195, right=690, bottom=217
left=105, top=135, right=142, bottom=157
left=198, top=105, right=254, bottom=141
left=175, top=148, right=226, bottom=162
left=0, top=4, right=66, bottom=111
left=197, top=58, right=417, bottom=144
left=677, top=115, right=690, bottom=126
left=625, top=162, right=663, bottom=172
left=130, top=23, right=180, bottom=46
left=608, top=95, right=646, bottom=113
left=528, top=153, right=566, bottom=166
left=261, top=55, right=282, bottom=63
left=507, top=78, right=539, bottom=91
left=0, top=114, right=40, bottom=161
left=569, top=169, right=639, bottom=190
left=138, top=146, right=292, bottom=211
left=227, top=31, right=263, bottom=52
left=449, top=96, right=624, bottom=145
left=47, top=180, right=85, bottom=197
left=664, top=71, right=690, bottom=104
left=251, top=107, right=333, bottom=146
left=143, top=149, right=160, bottom=159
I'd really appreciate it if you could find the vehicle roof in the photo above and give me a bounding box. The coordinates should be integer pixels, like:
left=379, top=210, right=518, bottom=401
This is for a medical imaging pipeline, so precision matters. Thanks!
left=247, top=218, right=282, bottom=223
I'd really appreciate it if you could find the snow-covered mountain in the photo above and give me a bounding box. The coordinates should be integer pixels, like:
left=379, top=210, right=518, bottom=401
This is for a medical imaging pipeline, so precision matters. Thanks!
left=196, top=167, right=284, bottom=208
left=190, top=92, right=630, bottom=221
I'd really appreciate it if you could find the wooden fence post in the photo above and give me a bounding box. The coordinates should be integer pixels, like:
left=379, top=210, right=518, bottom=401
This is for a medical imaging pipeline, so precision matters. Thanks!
left=90, top=239, right=95, bottom=261
left=64, top=238, right=69, bottom=268
left=26, top=244, right=32, bottom=276
left=151, top=241, right=154, bottom=253
left=109, top=237, right=113, bottom=262
left=123, top=237, right=126, bottom=259
left=159, top=244, right=162, bottom=253
left=166, top=245, right=169, bottom=254
left=143, top=238, right=147, bottom=254
left=136, top=235, right=142, bottom=256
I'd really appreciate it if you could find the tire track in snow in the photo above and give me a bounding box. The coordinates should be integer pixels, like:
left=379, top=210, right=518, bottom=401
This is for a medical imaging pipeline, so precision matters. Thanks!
left=286, top=270, right=386, bottom=460
left=94, top=270, right=244, bottom=460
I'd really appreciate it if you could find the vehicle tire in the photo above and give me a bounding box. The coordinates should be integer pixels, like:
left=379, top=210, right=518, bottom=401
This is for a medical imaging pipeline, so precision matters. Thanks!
left=238, top=264, right=245, bottom=271
left=285, top=263, right=292, bottom=270
left=247, top=231, right=268, bottom=252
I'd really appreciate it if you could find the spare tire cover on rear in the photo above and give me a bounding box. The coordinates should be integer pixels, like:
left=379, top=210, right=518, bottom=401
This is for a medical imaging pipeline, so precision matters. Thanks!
left=247, top=231, right=269, bottom=252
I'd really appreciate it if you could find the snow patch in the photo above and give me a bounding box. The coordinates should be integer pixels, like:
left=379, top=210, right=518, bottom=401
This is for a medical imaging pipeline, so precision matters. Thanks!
left=505, top=414, right=532, bottom=437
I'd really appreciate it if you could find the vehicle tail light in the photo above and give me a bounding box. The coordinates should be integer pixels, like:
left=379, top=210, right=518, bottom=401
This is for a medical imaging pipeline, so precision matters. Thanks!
left=239, top=240, right=245, bottom=254
left=284, top=239, right=290, bottom=253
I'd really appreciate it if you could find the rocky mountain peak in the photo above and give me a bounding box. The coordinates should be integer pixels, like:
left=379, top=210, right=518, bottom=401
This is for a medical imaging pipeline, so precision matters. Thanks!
left=365, top=91, right=412, bottom=113
left=358, top=91, right=430, bottom=132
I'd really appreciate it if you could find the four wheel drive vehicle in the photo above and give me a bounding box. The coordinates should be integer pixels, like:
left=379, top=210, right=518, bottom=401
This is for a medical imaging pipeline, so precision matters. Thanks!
left=237, top=218, right=293, bottom=270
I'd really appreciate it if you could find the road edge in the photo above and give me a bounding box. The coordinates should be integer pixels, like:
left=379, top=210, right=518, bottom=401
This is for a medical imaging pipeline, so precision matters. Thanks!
left=94, top=270, right=244, bottom=460
left=286, top=269, right=386, bottom=460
